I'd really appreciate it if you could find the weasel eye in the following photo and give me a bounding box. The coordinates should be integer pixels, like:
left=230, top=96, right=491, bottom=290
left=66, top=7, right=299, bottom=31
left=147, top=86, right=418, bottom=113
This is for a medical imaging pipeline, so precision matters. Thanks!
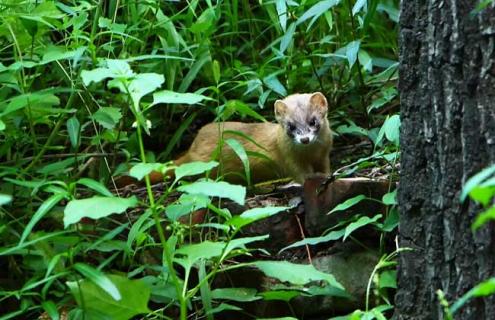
left=288, top=122, right=296, bottom=131
left=309, top=117, right=317, bottom=127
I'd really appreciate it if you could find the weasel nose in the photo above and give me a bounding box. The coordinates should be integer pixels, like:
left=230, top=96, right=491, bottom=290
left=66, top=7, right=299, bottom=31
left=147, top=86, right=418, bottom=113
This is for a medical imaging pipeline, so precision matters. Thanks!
left=300, top=137, right=310, bottom=144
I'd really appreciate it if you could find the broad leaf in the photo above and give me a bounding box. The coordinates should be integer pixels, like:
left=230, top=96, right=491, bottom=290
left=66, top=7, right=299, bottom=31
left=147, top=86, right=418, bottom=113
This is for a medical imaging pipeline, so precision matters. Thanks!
left=129, top=163, right=166, bottom=181
left=228, top=207, right=289, bottom=229
left=175, top=161, right=218, bottom=182
left=67, top=274, right=150, bottom=320
left=178, top=181, right=246, bottom=205
left=344, top=214, right=382, bottom=240
left=211, top=288, right=260, bottom=302
left=92, top=107, right=122, bottom=129
left=253, top=261, right=344, bottom=289
left=64, top=196, right=138, bottom=227
left=76, top=178, right=113, bottom=197
left=329, top=194, right=366, bottom=214
left=152, top=90, right=208, bottom=105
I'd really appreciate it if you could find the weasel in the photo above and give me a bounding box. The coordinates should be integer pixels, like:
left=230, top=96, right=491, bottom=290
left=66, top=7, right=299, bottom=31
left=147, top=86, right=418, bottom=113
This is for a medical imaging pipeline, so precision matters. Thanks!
left=158, top=92, right=333, bottom=184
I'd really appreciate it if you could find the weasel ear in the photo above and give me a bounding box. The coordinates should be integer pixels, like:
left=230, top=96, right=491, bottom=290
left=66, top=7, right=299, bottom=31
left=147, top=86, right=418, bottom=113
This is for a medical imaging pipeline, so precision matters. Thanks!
left=274, top=100, right=288, bottom=121
left=310, top=92, right=328, bottom=114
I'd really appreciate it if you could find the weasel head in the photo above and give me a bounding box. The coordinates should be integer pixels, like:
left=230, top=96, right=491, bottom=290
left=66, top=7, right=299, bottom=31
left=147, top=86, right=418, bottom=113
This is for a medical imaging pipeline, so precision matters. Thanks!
left=274, top=92, right=329, bottom=145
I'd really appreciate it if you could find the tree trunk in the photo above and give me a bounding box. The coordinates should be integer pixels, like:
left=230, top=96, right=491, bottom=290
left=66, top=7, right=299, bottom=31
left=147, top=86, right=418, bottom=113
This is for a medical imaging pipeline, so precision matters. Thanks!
left=396, top=1, right=495, bottom=319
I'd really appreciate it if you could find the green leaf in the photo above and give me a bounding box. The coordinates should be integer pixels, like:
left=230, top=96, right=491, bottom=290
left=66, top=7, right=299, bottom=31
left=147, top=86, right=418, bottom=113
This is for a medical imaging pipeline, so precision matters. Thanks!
left=106, top=59, right=134, bottom=78
left=382, top=189, right=397, bottom=205
left=165, top=194, right=211, bottom=221
left=469, top=185, right=495, bottom=207
left=280, top=22, right=296, bottom=53
left=381, top=208, right=399, bottom=232
left=178, top=181, right=246, bottom=205
left=259, top=291, right=301, bottom=302
left=190, top=7, right=216, bottom=34
left=279, top=229, right=345, bottom=252
left=74, top=263, right=121, bottom=300
left=128, top=73, right=164, bottom=107
left=223, top=235, right=270, bottom=259
left=461, top=164, right=495, bottom=202
left=358, top=49, right=373, bottom=72
left=0, top=194, right=12, bottom=206
left=472, top=206, right=495, bottom=230
left=344, top=214, right=382, bottom=240
left=1, top=92, right=60, bottom=116
left=64, top=196, right=138, bottom=228
left=225, top=139, right=251, bottom=185
left=175, top=161, right=219, bottom=182
left=275, top=0, right=288, bottom=31
left=41, top=46, right=86, bottom=64
left=129, top=163, right=166, bottom=181
left=67, top=274, right=150, bottom=320
left=98, top=17, right=126, bottom=33
left=66, top=116, right=80, bottom=148
left=329, top=194, right=366, bottom=214
left=0, top=119, right=5, bottom=131
left=81, top=67, right=114, bottom=86
left=20, top=193, right=66, bottom=244
left=345, top=40, right=361, bottom=68
left=211, top=288, right=260, bottom=302
left=352, top=0, right=367, bottom=15
left=263, top=74, right=287, bottom=96
left=92, top=107, right=122, bottom=129
left=379, top=270, right=397, bottom=289
left=253, top=261, right=344, bottom=289
left=206, top=303, right=242, bottom=315
left=41, top=301, right=59, bottom=320
left=77, top=178, right=113, bottom=197
left=451, top=278, right=495, bottom=314
left=228, top=206, right=289, bottom=229
left=37, top=157, right=77, bottom=175
left=296, top=0, right=340, bottom=26
left=384, top=114, right=400, bottom=145
left=175, top=241, right=226, bottom=270
left=224, top=100, right=266, bottom=122
left=152, top=90, right=208, bottom=105
left=212, top=60, right=221, bottom=84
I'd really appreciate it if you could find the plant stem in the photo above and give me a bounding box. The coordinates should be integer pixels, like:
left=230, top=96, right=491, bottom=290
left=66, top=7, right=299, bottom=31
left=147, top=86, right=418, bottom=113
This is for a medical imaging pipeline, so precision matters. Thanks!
left=135, top=123, right=187, bottom=320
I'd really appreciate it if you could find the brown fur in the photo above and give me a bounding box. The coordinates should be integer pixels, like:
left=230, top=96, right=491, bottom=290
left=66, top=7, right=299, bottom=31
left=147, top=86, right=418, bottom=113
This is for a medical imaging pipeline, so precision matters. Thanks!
left=147, top=92, right=333, bottom=185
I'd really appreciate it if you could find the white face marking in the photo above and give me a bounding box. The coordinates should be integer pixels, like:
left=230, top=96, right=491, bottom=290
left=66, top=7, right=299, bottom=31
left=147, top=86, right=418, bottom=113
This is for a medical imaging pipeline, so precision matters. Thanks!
left=276, top=93, right=328, bottom=146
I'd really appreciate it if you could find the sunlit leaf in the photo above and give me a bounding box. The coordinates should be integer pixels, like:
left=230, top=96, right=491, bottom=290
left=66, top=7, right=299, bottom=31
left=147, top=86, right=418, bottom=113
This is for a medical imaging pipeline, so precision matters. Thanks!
left=175, top=161, right=218, bottom=182
left=64, top=196, right=138, bottom=227
left=152, top=90, right=208, bottom=105
left=253, top=261, right=344, bottom=289
left=178, top=181, right=246, bottom=205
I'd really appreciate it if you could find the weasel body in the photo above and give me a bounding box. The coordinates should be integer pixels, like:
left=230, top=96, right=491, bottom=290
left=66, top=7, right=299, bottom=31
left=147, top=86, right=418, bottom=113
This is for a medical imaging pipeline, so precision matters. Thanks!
left=171, top=92, right=333, bottom=184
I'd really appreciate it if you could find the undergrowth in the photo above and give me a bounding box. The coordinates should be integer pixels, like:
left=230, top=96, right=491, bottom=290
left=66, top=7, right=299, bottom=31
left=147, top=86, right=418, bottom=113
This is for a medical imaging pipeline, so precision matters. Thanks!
left=0, top=1, right=399, bottom=319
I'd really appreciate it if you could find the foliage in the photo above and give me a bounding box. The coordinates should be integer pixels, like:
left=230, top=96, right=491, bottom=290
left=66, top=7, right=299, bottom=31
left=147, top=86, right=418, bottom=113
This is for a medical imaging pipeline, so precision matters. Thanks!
left=0, top=0, right=399, bottom=319
left=441, top=164, right=495, bottom=317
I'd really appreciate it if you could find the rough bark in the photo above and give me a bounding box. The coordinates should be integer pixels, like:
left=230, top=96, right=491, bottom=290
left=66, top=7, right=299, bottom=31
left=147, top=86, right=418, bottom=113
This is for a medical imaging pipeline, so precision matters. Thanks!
left=397, top=1, right=495, bottom=319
